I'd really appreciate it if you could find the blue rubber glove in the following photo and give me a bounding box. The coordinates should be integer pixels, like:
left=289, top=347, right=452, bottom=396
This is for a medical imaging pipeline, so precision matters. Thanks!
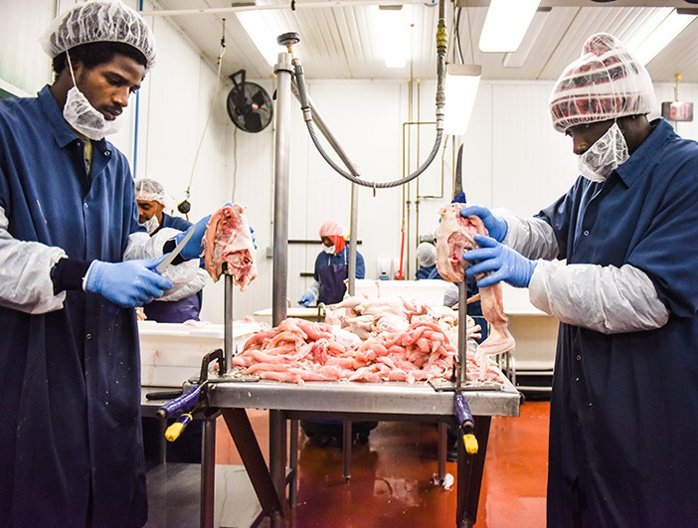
left=299, top=291, right=315, bottom=307
left=249, top=226, right=257, bottom=249
left=460, top=205, right=508, bottom=242
left=85, top=258, right=173, bottom=308
left=176, top=214, right=211, bottom=261
left=463, top=234, right=536, bottom=288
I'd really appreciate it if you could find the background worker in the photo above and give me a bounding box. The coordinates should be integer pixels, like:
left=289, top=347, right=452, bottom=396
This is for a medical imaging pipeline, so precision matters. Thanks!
left=299, top=220, right=365, bottom=306
left=415, top=241, right=438, bottom=280
left=0, top=2, right=212, bottom=526
left=460, top=33, right=698, bottom=525
left=135, top=178, right=207, bottom=323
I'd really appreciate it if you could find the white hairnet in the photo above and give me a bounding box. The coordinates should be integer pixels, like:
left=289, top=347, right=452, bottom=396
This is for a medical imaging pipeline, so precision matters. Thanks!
left=135, top=178, right=165, bottom=203
left=416, top=242, right=436, bottom=268
left=40, top=0, right=156, bottom=70
left=548, top=33, right=656, bottom=133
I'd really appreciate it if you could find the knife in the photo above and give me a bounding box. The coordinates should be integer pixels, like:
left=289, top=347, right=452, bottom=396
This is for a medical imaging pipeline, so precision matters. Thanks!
left=453, top=142, right=464, bottom=200
left=156, top=227, right=195, bottom=274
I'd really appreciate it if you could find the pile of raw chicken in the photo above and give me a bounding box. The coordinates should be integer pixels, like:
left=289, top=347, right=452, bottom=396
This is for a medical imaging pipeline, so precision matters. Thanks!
left=233, top=296, right=503, bottom=385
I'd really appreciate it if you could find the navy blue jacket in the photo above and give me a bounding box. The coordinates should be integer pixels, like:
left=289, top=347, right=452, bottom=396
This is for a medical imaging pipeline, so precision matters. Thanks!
left=539, top=119, right=698, bottom=527
left=0, top=86, right=146, bottom=527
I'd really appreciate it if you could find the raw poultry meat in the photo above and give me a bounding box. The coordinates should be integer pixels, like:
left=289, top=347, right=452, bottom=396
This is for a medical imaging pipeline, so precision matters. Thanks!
left=435, top=204, right=515, bottom=356
left=203, top=204, right=257, bottom=290
left=232, top=298, right=504, bottom=386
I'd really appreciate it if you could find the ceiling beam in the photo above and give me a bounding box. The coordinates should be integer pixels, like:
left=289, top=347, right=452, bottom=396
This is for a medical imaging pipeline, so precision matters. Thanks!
left=456, top=1, right=698, bottom=7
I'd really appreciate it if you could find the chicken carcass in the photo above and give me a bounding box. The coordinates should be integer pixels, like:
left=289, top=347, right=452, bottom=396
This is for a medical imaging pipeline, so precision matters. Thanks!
left=203, top=204, right=257, bottom=290
left=435, top=204, right=515, bottom=356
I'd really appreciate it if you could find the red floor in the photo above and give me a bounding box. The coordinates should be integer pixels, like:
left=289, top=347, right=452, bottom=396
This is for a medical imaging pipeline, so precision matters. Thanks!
left=216, top=401, right=550, bottom=527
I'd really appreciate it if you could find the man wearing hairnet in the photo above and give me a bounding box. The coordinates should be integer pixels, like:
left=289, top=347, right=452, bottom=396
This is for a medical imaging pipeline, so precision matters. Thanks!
left=135, top=178, right=207, bottom=324
left=461, top=33, right=698, bottom=525
left=0, top=2, right=210, bottom=526
left=298, top=220, right=366, bottom=306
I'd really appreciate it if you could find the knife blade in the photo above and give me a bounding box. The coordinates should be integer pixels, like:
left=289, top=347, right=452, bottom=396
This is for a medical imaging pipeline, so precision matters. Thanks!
left=156, top=227, right=196, bottom=274
left=454, top=142, right=464, bottom=198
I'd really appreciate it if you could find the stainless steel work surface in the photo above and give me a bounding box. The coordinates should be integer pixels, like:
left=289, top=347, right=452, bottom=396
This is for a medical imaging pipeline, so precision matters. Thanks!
left=206, top=377, right=520, bottom=417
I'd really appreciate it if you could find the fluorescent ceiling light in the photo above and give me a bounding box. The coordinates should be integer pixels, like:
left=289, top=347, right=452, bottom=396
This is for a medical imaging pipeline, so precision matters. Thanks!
left=443, top=64, right=481, bottom=136
left=502, top=9, right=549, bottom=68
left=624, top=9, right=696, bottom=66
left=375, top=5, right=411, bottom=69
left=479, top=0, right=541, bottom=53
left=237, top=10, right=285, bottom=67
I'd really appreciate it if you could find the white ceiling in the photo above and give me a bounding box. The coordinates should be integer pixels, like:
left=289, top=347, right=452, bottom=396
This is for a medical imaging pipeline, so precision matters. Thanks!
left=146, top=0, right=698, bottom=83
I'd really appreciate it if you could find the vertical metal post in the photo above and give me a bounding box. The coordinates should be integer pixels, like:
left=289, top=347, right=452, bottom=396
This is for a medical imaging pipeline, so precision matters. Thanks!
left=458, top=281, right=467, bottom=387
left=200, top=414, right=217, bottom=528
left=269, top=50, right=294, bottom=527
left=224, top=274, right=234, bottom=372
left=272, top=51, right=292, bottom=327
left=347, top=182, right=358, bottom=295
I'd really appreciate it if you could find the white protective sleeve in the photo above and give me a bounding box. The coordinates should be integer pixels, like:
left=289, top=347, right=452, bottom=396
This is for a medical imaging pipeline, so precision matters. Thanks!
left=529, top=259, right=670, bottom=334
left=308, top=279, right=320, bottom=300
left=0, top=206, right=67, bottom=314
left=496, top=208, right=560, bottom=260
left=124, top=227, right=206, bottom=301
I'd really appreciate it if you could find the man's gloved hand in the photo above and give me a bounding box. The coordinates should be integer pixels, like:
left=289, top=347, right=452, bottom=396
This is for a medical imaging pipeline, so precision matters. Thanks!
left=299, top=291, right=315, bottom=307
left=176, top=215, right=211, bottom=260
left=460, top=205, right=508, bottom=242
left=85, top=258, right=173, bottom=307
left=463, top=234, right=536, bottom=288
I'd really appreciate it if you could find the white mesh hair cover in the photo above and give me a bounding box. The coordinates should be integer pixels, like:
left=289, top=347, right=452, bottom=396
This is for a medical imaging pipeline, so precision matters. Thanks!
left=40, top=0, right=156, bottom=70
left=416, top=242, right=436, bottom=268
left=135, top=178, right=165, bottom=204
left=548, top=33, right=656, bottom=133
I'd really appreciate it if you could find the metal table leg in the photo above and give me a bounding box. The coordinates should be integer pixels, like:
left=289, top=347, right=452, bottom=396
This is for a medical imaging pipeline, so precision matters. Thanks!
left=456, top=416, right=492, bottom=528
left=342, top=419, right=352, bottom=482
left=200, top=413, right=217, bottom=528
left=437, top=422, right=447, bottom=481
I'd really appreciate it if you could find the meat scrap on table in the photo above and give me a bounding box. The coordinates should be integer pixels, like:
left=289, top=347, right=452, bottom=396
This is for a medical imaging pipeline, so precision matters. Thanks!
left=232, top=296, right=503, bottom=385
left=435, top=203, right=515, bottom=356
left=203, top=203, right=257, bottom=290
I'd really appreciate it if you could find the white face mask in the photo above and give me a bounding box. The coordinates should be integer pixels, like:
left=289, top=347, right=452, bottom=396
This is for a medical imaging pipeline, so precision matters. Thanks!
left=577, top=122, right=629, bottom=183
left=63, top=53, right=124, bottom=140
left=140, top=215, right=160, bottom=235
left=323, top=245, right=335, bottom=255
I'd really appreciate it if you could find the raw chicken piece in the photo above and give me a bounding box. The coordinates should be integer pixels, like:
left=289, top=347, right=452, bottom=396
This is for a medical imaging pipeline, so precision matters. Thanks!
left=435, top=204, right=515, bottom=356
left=203, top=204, right=257, bottom=290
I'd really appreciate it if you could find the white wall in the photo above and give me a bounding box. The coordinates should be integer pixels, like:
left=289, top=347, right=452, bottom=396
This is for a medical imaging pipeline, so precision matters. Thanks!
left=4, top=2, right=698, bottom=325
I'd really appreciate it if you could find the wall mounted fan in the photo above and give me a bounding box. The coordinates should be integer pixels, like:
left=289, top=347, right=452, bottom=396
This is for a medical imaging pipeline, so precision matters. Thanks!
left=226, top=69, right=273, bottom=133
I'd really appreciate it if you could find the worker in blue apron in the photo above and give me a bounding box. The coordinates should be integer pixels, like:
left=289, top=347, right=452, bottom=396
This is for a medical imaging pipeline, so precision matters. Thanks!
left=135, top=178, right=207, bottom=324
left=460, top=33, right=698, bottom=526
left=415, top=242, right=438, bottom=280
left=0, top=3, right=212, bottom=526
left=298, top=220, right=373, bottom=445
left=299, top=220, right=365, bottom=306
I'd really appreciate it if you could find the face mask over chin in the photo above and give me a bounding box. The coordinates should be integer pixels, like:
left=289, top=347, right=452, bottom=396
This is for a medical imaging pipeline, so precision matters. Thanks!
left=140, top=215, right=160, bottom=235
left=323, top=245, right=335, bottom=255
left=62, top=52, right=124, bottom=140
left=577, top=122, right=629, bottom=183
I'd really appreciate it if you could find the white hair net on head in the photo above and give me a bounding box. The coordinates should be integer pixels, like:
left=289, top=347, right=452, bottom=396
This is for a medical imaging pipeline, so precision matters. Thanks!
left=416, top=242, right=436, bottom=268
left=40, top=0, right=156, bottom=70
left=134, top=178, right=167, bottom=204
left=548, top=33, right=656, bottom=133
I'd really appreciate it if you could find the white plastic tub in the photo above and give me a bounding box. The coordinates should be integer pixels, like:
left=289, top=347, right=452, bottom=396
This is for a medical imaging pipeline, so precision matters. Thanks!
left=138, top=321, right=261, bottom=387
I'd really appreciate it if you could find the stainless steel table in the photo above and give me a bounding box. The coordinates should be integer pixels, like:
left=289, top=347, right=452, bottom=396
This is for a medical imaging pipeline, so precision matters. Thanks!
left=201, top=376, right=520, bottom=528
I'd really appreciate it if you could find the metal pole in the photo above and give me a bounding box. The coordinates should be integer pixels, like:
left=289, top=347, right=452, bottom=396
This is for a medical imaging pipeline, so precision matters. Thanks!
left=272, top=51, right=293, bottom=327
left=347, top=183, right=358, bottom=295
left=458, top=281, right=467, bottom=387
left=224, top=274, right=233, bottom=372
left=200, top=414, right=217, bottom=528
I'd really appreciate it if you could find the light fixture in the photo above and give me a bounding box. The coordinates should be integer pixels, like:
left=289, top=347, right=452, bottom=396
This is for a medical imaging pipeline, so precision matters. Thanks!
left=479, top=0, right=541, bottom=53
left=624, top=8, right=696, bottom=65
left=375, top=5, right=411, bottom=69
left=443, top=64, right=481, bottom=136
left=502, top=8, right=549, bottom=68
left=236, top=10, right=285, bottom=67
